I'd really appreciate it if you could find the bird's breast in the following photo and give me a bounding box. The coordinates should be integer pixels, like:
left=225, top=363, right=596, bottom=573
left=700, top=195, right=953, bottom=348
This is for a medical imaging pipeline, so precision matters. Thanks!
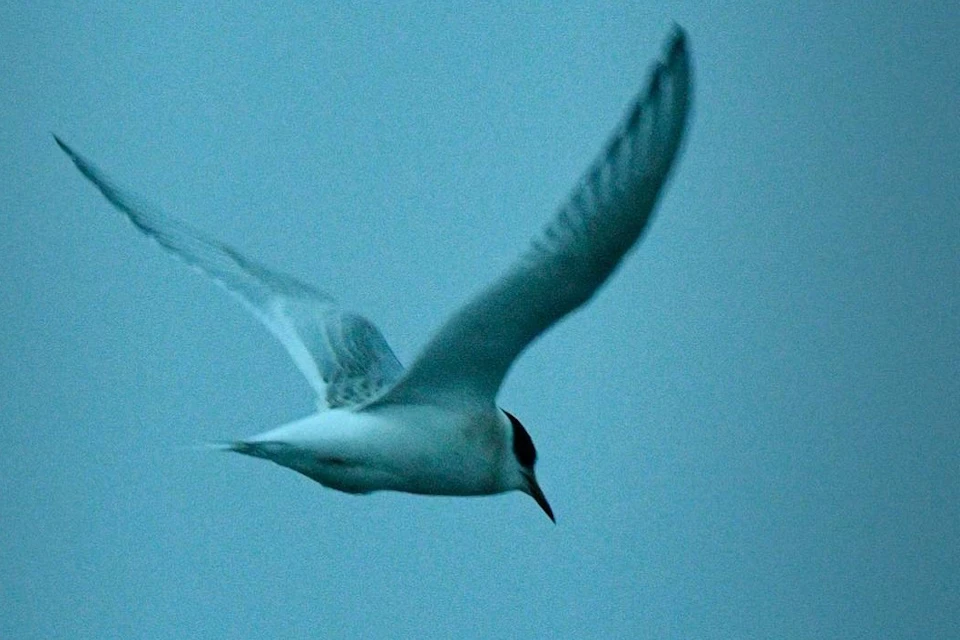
left=363, top=404, right=508, bottom=496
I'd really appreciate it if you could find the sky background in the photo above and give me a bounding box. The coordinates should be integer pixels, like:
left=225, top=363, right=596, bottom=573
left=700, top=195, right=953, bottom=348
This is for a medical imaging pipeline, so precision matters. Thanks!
left=2, top=3, right=958, bottom=638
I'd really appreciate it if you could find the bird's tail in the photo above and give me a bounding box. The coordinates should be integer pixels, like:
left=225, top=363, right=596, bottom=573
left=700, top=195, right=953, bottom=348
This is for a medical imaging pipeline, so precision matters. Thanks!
left=194, top=440, right=285, bottom=461
left=191, top=441, right=254, bottom=455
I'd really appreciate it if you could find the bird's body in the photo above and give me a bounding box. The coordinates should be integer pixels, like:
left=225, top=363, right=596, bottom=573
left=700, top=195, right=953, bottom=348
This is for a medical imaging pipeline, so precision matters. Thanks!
left=235, top=404, right=514, bottom=497
left=56, top=27, right=692, bottom=522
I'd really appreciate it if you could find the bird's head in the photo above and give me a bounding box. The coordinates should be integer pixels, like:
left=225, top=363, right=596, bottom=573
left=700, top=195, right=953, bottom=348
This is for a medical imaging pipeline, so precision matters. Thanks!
left=502, top=409, right=554, bottom=523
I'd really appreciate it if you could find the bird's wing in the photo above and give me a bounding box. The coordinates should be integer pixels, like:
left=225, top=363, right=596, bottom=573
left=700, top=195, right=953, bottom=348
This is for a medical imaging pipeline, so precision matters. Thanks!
left=55, top=137, right=403, bottom=409
left=372, top=27, right=691, bottom=409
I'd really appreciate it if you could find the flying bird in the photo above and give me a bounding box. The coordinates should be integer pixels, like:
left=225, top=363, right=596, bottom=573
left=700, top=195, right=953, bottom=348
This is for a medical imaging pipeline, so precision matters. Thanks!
left=56, top=27, right=691, bottom=522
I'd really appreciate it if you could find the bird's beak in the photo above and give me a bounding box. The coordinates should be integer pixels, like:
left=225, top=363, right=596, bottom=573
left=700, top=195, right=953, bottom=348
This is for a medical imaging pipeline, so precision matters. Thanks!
left=523, top=471, right=555, bottom=523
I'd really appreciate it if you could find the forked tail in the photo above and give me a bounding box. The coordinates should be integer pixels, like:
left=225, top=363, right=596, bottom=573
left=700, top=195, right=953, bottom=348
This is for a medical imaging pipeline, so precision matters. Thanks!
left=195, top=441, right=253, bottom=454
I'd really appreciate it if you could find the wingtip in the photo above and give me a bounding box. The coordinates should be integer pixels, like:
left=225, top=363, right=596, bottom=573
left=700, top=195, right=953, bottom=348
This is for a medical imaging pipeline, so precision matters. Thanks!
left=667, top=24, right=688, bottom=60
left=53, top=134, right=82, bottom=166
left=53, top=133, right=70, bottom=154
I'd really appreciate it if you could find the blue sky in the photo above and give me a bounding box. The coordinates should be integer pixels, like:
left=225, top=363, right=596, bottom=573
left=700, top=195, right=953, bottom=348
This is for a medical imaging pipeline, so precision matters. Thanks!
left=2, top=3, right=958, bottom=638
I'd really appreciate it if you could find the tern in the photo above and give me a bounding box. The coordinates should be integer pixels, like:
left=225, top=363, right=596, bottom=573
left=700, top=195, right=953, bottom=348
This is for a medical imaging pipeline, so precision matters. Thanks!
left=56, top=27, right=691, bottom=522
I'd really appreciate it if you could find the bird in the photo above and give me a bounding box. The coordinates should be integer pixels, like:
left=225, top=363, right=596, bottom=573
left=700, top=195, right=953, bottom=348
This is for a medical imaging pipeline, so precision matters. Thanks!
left=55, top=26, right=691, bottom=523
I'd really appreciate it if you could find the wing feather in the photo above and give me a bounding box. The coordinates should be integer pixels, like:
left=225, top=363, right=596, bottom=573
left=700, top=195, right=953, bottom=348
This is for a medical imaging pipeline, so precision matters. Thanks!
left=55, top=137, right=403, bottom=409
left=374, top=27, right=691, bottom=408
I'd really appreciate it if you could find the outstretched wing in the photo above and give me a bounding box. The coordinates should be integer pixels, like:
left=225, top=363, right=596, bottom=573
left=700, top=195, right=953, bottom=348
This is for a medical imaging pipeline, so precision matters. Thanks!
left=55, top=137, right=403, bottom=409
left=374, top=27, right=691, bottom=409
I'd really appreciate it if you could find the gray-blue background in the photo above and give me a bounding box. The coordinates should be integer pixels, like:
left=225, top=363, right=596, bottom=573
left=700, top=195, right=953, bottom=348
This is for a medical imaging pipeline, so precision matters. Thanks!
left=3, top=3, right=958, bottom=638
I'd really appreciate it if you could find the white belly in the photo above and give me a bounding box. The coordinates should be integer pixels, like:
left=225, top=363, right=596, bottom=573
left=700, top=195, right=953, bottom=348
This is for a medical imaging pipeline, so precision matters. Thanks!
left=242, top=404, right=509, bottom=497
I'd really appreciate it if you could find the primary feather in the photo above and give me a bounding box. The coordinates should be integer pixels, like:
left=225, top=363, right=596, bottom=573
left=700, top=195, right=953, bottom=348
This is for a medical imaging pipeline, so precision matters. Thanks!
left=54, top=135, right=403, bottom=409
left=375, top=27, right=691, bottom=409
